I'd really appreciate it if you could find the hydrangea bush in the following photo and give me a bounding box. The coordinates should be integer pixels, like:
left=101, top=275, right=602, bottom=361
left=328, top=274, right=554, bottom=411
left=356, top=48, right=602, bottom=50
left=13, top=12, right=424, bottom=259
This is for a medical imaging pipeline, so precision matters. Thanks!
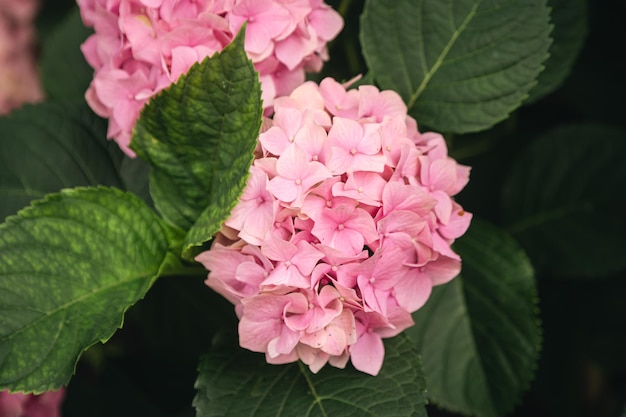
left=1, top=0, right=625, bottom=417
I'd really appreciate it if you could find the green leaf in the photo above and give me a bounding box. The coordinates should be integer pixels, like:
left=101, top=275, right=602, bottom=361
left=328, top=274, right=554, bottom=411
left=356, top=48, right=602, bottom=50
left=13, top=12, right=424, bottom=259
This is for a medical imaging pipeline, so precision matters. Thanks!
left=131, top=25, right=262, bottom=259
left=39, top=7, right=94, bottom=100
left=360, top=0, right=552, bottom=133
left=0, top=101, right=124, bottom=221
left=35, top=0, right=77, bottom=39
left=406, top=219, right=540, bottom=417
left=501, top=124, right=626, bottom=278
left=194, top=334, right=427, bottom=417
left=119, top=156, right=153, bottom=207
left=526, top=0, right=588, bottom=102
left=0, top=187, right=175, bottom=392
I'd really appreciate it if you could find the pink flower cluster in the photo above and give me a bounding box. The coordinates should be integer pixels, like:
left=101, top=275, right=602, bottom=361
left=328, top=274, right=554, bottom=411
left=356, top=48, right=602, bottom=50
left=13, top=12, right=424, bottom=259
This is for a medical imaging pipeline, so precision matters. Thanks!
left=0, top=389, right=65, bottom=417
left=196, top=78, right=472, bottom=376
left=78, top=0, right=343, bottom=156
left=0, top=0, right=43, bottom=114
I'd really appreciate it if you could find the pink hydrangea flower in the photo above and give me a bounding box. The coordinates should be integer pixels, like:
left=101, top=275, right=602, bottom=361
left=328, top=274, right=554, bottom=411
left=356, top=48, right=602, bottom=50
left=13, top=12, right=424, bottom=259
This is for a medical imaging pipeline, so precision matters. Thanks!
left=77, top=0, right=344, bottom=156
left=0, top=0, right=43, bottom=114
left=196, top=79, right=472, bottom=376
left=0, top=388, right=65, bottom=417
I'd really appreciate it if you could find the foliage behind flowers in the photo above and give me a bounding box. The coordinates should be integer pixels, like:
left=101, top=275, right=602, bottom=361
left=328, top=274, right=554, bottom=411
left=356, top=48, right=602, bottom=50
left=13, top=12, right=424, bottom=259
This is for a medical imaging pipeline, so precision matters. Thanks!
left=1, top=0, right=626, bottom=417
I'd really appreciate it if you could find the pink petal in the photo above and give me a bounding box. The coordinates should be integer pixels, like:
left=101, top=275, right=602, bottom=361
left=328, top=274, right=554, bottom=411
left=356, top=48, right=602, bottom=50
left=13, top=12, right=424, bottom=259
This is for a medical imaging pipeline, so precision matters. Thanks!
left=261, top=233, right=296, bottom=262
left=170, top=46, right=201, bottom=81
left=292, top=240, right=324, bottom=276
left=308, top=5, right=343, bottom=41
left=267, top=325, right=300, bottom=357
left=239, top=296, right=285, bottom=352
left=350, top=331, right=384, bottom=376
left=393, top=270, right=433, bottom=313
left=426, top=256, right=462, bottom=286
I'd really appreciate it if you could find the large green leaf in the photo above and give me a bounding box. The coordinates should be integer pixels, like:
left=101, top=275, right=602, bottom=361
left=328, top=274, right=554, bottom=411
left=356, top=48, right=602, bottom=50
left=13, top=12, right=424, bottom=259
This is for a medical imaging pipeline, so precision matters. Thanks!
left=0, top=187, right=176, bottom=392
left=0, top=101, right=123, bottom=221
left=526, top=0, right=588, bottom=102
left=360, top=0, right=552, bottom=133
left=194, top=334, right=427, bottom=417
left=39, top=7, right=94, bottom=100
left=131, top=25, right=262, bottom=258
left=501, top=124, right=626, bottom=278
left=406, top=219, right=540, bottom=417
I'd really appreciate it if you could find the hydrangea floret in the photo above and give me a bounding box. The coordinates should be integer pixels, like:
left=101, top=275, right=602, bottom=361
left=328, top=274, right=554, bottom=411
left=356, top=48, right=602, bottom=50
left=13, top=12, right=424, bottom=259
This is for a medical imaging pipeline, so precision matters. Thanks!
left=196, top=78, right=472, bottom=376
left=77, top=0, right=343, bottom=156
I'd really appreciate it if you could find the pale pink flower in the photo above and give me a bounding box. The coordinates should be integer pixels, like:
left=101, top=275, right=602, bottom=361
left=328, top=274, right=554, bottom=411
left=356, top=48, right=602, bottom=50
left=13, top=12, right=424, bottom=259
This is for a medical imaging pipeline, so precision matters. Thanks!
left=259, top=107, right=307, bottom=155
left=238, top=292, right=302, bottom=356
left=331, top=172, right=387, bottom=207
left=284, top=286, right=343, bottom=333
left=299, top=308, right=356, bottom=357
left=228, top=0, right=293, bottom=62
left=196, top=243, right=267, bottom=304
left=274, top=81, right=331, bottom=127
left=310, top=203, right=378, bottom=256
left=354, top=246, right=408, bottom=315
left=350, top=302, right=414, bottom=375
left=319, top=77, right=359, bottom=119
left=326, top=117, right=387, bottom=175
left=225, top=165, right=278, bottom=245
left=260, top=233, right=324, bottom=288
left=274, top=23, right=318, bottom=71
left=79, top=0, right=343, bottom=155
left=267, top=144, right=332, bottom=207
left=198, top=78, right=471, bottom=375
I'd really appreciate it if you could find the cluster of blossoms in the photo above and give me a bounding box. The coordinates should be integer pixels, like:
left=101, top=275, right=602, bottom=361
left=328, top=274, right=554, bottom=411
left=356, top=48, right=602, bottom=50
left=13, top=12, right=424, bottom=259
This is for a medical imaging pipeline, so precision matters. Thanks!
left=0, top=389, right=65, bottom=417
left=0, top=0, right=43, bottom=114
left=78, top=0, right=343, bottom=156
left=196, top=78, right=472, bottom=376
